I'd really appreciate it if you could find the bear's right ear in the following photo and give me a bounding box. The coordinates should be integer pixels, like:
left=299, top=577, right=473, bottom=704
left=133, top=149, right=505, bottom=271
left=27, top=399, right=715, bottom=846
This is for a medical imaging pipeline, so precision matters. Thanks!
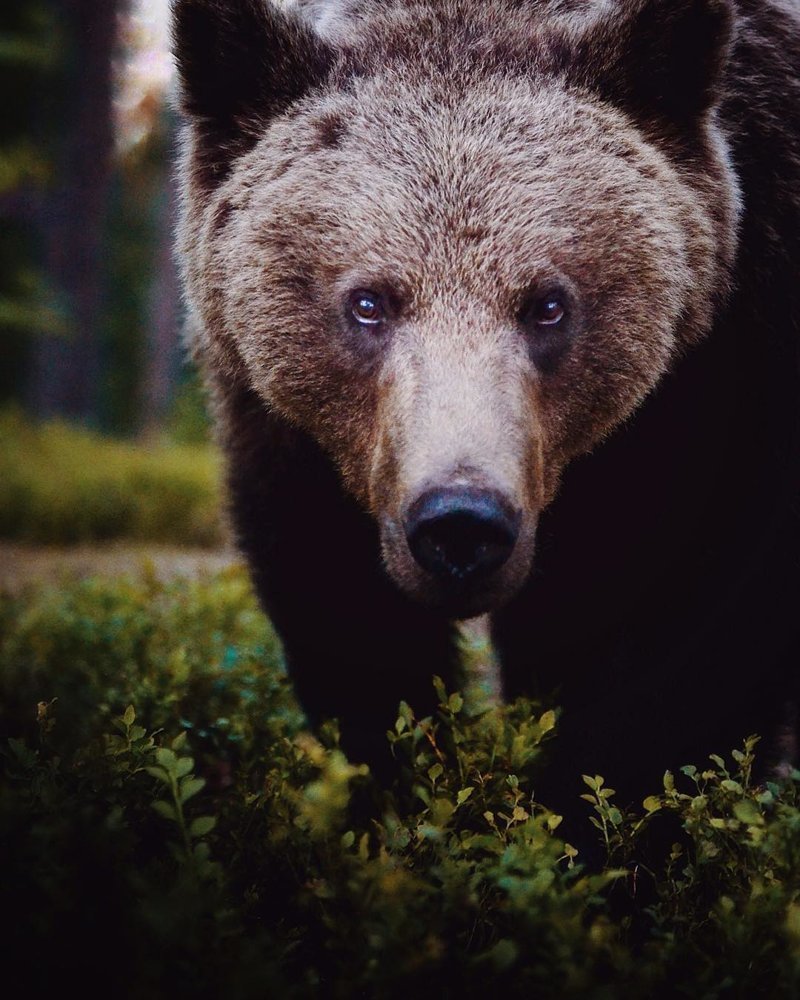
left=172, top=0, right=335, bottom=184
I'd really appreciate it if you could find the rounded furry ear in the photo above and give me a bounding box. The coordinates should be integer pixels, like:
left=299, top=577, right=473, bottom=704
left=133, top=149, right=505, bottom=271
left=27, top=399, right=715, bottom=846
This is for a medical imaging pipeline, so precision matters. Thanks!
left=579, top=0, right=736, bottom=129
left=172, top=0, right=334, bottom=182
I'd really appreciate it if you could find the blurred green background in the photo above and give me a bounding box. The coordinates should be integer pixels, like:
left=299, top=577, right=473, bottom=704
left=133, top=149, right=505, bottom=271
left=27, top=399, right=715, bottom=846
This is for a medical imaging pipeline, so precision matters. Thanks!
left=1, top=0, right=191, bottom=434
left=1, top=0, right=223, bottom=552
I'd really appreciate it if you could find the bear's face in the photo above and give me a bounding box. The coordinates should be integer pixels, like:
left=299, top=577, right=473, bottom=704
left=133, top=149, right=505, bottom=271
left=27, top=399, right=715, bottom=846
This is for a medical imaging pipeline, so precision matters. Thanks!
left=176, top=0, right=740, bottom=617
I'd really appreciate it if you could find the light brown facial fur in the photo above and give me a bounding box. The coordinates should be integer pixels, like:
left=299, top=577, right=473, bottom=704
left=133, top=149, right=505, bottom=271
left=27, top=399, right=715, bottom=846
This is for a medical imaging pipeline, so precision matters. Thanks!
left=176, top=0, right=740, bottom=617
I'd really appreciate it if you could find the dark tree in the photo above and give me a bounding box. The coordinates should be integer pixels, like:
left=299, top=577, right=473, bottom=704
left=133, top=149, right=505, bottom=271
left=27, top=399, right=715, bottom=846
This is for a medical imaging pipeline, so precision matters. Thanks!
left=28, top=0, right=121, bottom=424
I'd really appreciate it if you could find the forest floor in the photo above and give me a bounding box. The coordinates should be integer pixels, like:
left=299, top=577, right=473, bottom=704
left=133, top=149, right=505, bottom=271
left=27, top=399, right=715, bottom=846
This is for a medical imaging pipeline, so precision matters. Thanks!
left=0, top=541, right=500, bottom=695
left=0, top=542, right=239, bottom=593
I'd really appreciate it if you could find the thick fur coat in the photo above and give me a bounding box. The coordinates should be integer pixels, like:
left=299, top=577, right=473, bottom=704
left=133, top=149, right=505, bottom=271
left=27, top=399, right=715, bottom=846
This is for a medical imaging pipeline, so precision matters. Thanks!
left=173, top=0, right=800, bottom=823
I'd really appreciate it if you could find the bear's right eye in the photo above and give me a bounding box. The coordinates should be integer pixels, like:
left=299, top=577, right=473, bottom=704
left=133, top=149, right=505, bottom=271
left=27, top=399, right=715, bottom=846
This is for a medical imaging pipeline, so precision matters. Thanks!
left=349, top=290, right=385, bottom=327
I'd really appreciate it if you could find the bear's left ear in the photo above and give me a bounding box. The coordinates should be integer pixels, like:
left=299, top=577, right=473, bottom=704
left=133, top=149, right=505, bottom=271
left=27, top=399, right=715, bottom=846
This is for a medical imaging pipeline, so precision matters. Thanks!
left=578, top=0, right=736, bottom=129
left=172, top=0, right=335, bottom=184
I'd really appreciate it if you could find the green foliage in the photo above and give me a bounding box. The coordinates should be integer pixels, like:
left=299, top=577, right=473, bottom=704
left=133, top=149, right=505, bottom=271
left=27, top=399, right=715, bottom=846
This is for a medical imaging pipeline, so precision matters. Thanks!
left=0, top=408, right=224, bottom=545
left=165, top=366, right=214, bottom=445
left=2, top=570, right=800, bottom=997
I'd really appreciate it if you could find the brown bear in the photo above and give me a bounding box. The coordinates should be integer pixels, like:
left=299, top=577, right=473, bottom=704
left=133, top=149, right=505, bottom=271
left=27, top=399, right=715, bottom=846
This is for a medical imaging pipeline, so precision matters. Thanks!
left=173, top=0, right=800, bottom=819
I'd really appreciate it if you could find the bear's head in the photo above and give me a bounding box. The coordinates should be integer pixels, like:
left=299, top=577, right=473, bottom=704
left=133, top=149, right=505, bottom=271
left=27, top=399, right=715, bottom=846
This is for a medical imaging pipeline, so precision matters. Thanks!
left=175, top=0, right=741, bottom=618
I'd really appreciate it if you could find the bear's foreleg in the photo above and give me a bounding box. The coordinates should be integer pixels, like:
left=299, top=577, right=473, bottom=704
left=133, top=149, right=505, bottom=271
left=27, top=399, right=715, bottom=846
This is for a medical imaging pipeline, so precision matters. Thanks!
left=217, top=380, right=462, bottom=770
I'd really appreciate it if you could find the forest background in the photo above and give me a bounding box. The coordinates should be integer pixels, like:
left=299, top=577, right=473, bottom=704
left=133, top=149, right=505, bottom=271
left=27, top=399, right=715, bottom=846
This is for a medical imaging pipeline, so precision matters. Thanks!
left=2, top=0, right=198, bottom=442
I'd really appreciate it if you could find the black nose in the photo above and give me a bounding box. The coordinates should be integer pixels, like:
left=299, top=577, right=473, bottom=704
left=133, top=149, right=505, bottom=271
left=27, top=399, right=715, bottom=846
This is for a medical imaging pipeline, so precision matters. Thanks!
left=405, top=487, right=519, bottom=584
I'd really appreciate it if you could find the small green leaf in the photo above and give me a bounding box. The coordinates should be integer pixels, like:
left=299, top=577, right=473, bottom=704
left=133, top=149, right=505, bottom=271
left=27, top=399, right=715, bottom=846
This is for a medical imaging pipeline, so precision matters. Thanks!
left=180, top=777, right=206, bottom=804
left=415, top=785, right=431, bottom=806
left=341, top=830, right=355, bottom=848
left=194, top=841, right=211, bottom=862
left=430, top=798, right=455, bottom=825
left=152, top=800, right=178, bottom=823
left=732, top=800, right=763, bottom=825
left=428, top=763, right=443, bottom=783
left=448, top=692, right=463, bottom=714
left=122, top=705, right=135, bottom=728
left=156, top=747, right=178, bottom=771
left=189, top=816, right=216, bottom=839
left=488, top=939, right=518, bottom=971
left=145, top=766, right=170, bottom=786
left=539, top=709, right=556, bottom=734
left=581, top=775, right=598, bottom=791
left=172, top=731, right=188, bottom=752
left=456, top=787, right=474, bottom=806
left=175, top=756, right=195, bottom=779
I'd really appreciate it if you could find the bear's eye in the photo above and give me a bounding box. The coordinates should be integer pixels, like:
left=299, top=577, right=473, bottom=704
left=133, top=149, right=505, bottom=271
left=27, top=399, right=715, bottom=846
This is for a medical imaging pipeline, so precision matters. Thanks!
left=520, top=294, right=566, bottom=328
left=349, top=289, right=385, bottom=327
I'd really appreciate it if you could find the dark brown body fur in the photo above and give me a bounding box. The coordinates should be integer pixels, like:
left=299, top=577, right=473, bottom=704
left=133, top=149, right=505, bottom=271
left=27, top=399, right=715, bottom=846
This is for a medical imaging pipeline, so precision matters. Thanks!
left=495, top=0, right=800, bottom=813
left=173, top=0, right=800, bottom=826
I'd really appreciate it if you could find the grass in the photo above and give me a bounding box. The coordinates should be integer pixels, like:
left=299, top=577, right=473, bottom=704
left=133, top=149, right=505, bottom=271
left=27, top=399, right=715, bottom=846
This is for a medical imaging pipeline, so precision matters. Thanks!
left=2, top=567, right=800, bottom=998
left=0, top=408, right=225, bottom=546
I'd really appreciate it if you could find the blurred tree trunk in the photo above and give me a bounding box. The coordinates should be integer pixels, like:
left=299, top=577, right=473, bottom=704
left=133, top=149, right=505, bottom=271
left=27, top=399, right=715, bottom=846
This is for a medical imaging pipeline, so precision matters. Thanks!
left=29, top=0, right=120, bottom=424
left=139, top=125, right=183, bottom=438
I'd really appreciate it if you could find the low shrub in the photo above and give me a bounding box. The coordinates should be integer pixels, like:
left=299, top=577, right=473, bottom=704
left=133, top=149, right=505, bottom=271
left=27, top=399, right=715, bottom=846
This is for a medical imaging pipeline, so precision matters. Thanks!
left=1, top=569, right=800, bottom=998
left=0, top=408, right=225, bottom=546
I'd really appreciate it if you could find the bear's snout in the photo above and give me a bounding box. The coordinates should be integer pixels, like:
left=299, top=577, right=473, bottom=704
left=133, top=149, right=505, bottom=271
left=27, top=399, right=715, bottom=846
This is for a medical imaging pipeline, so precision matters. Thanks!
left=405, top=487, right=520, bottom=587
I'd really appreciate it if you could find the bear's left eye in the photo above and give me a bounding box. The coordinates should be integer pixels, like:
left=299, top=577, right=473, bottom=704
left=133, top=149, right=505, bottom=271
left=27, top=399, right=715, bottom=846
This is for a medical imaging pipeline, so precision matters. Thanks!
left=517, top=285, right=578, bottom=373
left=520, top=294, right=566, bottom=328
left=349, top=290, right=385, bottom=326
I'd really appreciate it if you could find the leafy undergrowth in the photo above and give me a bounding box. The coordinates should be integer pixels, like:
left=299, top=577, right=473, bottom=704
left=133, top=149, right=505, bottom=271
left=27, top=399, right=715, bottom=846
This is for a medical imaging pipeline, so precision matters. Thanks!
left=0, top=408, right=224, bottom=546
left=2, top=569, right=800, bottom=998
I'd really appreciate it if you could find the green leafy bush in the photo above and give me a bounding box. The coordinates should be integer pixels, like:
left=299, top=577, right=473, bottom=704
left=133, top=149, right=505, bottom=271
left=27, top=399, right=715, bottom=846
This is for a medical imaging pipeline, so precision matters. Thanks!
left=2, top=569, right=800, bottom=998
left=0, top=408, right=224, bottom=545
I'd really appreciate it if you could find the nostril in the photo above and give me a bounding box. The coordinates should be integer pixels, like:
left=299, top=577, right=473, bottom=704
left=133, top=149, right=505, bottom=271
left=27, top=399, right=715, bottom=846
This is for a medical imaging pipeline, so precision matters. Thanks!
left=405, top=488, right=519, bottom=583
left=412, top=513, right=514, bottom=579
